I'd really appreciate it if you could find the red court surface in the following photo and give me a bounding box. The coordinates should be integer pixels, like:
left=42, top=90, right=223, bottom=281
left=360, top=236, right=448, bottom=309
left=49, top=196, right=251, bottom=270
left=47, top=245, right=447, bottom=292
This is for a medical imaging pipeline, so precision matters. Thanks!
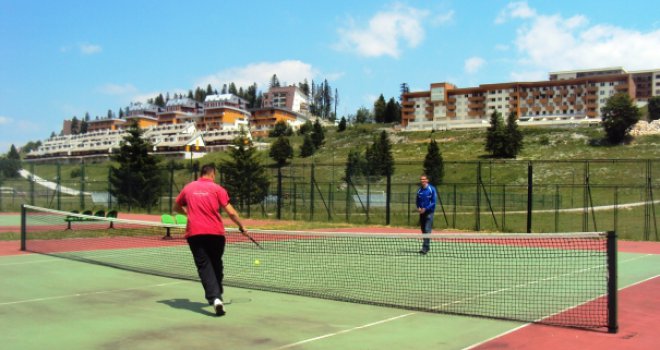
left=472, top=276, right=660, bottom=350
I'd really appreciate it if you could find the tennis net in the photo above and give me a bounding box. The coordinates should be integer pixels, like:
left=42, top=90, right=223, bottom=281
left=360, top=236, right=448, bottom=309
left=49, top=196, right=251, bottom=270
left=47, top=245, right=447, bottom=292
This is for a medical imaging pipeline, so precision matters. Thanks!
left=20, top=204, right=617, bottom=332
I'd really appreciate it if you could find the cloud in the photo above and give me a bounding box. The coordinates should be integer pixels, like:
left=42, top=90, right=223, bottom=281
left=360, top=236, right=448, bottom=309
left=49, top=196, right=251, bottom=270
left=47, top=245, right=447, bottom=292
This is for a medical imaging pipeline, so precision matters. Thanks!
left=495, top=1, right=536, bottom=24
left=0, top=116, right=11, bottom=125
left=79, top=43, right=102, bottom=55
left=500, top=2, right=660, bottom=78
left=98, top=83, right=138, bottom=95
left=464, top=57, right=486, bottom=74
left=432, top=10, right=455, bottom=26
left=334, top=3, right=429, bottom=58
left=195, top=60, right=318, bottom=89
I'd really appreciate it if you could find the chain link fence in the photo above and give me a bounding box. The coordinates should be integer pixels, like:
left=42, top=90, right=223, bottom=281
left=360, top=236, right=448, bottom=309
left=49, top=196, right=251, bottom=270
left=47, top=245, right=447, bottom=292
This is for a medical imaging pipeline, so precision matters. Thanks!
left=1, top=159, right=657, bottom=241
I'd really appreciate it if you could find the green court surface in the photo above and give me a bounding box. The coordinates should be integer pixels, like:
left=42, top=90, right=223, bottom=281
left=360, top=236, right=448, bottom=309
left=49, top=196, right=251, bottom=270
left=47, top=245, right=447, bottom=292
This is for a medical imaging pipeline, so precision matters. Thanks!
left=1, top=251, right=659, bottom=350
left=0, top=214, right=20, bottom=226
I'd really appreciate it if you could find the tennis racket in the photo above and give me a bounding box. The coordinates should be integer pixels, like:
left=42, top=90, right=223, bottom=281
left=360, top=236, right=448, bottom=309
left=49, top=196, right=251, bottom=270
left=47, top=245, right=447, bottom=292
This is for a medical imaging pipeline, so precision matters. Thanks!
left=240, top=228, right=263, bottom=249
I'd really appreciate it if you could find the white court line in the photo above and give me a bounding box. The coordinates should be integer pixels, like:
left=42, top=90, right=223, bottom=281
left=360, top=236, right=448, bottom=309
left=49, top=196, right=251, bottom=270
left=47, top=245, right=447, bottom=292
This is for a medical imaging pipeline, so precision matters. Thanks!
left=270, top=254, right=657, bottom=350
left=0, top=280, right=188, bottom=306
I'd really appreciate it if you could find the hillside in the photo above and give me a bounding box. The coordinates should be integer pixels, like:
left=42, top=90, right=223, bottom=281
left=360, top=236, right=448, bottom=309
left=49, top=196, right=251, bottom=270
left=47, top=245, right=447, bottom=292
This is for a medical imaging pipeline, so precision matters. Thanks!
left=209, top=123, right=660, bottom=166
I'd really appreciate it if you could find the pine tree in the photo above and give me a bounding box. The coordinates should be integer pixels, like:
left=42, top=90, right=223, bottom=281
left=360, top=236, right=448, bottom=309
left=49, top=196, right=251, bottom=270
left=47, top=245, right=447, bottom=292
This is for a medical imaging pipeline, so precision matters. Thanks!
left=423, top=139, right=444, bottom=186
left=299, top=135, right=315, bottom=158
left=384, top=97, right=400, bottom=123
left=228, top=83, right=238, bottom=95
left=311, top=119, right=325, bottom=149
left=269, top=74, right=280, bottom=88
left=70, top=116, right=80, bottom=135
left=337, top=117, right=347, bottom=132
left=206, top=84, right=214, bottom=96
left=108, top=121, right=163, bottom=210
left=154, top=94, right=165, bottom=107
left=299, top=79, right=310, bottom=96
left=374, top=95, right=387, bottom=123
left=377, top=131, right=394, bottom=176
left=80, top=119, right=88, bottom=134
left=269, top=120, right=290, bottom=137
left=246, top=83, right=258, bottom=108
left=503, top=111, right=523, bottom=158
left=0, top=144, right=21, bottom=178
left=485, top=110, right=506, bottom=157
left=269, top=136, right=293, bottom=167
left=298, top=120, right=313, bottom=135
left=221, top=134, right=269, bottom=210
left=344, top=149, right=367, bottom=182
left=365, top=131, right=394, bottom=177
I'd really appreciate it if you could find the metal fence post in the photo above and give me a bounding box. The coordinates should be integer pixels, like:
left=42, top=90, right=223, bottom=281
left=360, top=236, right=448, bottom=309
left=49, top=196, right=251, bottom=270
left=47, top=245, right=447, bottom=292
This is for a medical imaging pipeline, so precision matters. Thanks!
left=526, top=161, right=533, bottom=233
left=56, top=163, right=61, bottom=210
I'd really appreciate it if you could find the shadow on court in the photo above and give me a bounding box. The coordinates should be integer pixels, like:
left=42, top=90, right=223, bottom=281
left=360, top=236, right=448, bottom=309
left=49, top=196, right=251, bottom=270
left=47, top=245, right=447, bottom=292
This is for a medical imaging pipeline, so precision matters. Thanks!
left=157, top=298, right=215, bottom=317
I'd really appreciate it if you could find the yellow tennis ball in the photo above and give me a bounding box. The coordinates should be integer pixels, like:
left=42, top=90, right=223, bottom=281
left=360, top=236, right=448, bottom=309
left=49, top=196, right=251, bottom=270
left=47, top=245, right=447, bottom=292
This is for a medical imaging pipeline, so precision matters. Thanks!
left=253, top=259, right=261, bottom=266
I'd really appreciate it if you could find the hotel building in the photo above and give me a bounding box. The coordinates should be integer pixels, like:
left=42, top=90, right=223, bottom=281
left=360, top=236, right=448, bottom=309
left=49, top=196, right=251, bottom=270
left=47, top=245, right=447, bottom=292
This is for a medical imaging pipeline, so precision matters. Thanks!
left=402, top=67, right=657, bottom=131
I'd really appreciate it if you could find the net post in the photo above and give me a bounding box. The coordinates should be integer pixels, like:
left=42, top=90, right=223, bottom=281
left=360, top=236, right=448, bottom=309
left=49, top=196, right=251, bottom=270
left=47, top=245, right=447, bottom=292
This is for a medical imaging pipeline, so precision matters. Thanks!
left=20, top=204, right=26, bottom=251
left=607, top=230, right=618, bottom=333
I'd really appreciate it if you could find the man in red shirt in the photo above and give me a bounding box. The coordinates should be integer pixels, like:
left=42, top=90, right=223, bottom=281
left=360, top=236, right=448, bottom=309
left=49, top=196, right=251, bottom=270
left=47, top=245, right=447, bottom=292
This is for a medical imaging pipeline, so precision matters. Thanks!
left=174, top=163, right=247, bottom=316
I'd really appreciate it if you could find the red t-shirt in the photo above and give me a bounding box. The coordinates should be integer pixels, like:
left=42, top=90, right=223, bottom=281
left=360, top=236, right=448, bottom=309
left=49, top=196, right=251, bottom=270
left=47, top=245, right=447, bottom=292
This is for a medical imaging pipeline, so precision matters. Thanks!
left=175, top=177, right=230, bottom=238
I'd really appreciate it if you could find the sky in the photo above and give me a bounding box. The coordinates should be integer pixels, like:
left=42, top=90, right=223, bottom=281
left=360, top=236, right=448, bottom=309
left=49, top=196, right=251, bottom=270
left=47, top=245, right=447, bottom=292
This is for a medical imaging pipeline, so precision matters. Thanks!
left=1, top=0, right=660, bottom=153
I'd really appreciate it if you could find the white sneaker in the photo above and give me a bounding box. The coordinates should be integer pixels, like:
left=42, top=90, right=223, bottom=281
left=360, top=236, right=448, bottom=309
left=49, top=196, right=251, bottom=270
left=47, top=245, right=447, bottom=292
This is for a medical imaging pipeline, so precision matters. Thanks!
left=213, top=298, right=225, bottom=316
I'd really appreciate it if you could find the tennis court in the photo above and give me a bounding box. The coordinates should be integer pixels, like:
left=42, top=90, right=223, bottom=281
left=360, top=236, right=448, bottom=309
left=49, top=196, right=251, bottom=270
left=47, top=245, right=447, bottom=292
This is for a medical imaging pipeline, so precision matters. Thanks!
left=1, top=208, right=659, bottom=349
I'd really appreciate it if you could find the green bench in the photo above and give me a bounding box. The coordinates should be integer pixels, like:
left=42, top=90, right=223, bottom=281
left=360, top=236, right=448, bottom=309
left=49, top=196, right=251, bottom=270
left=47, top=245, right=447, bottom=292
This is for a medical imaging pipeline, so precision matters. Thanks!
left=65, top=209, right=117, bottom=229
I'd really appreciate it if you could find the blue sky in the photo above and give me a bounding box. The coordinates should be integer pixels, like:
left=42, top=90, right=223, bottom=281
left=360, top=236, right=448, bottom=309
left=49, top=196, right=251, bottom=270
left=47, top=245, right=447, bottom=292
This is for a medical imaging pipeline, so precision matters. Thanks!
left=1, top=0, right=660, bottom=153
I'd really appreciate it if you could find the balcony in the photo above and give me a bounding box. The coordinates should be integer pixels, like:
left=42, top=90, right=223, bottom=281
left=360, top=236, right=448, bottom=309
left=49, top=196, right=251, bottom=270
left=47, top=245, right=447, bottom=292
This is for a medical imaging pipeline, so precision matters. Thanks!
left=553, top=97, right=563, bottom=104
left=447, top=112, right=456, bottom=118
left=586, top=86, right=598, bottom=93
left=447, top=97, right=456, bottom=103
left=587, top=110, right=598, bottom=117
left=615, top=84, right=629, bottom=91
left=468, top=103, right=485, bottom=109
left=447, top=105, right=456, bottom=110
left=468, top=96, right=485, bottom=102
